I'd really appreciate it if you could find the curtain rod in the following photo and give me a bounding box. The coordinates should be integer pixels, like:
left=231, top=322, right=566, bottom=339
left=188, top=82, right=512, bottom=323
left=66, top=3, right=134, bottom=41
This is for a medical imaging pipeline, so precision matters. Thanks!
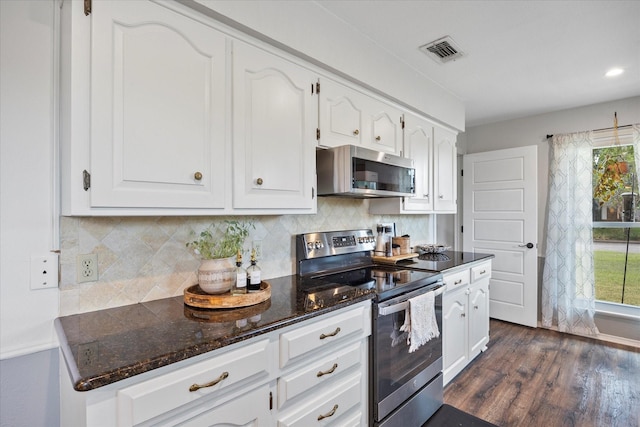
left=546, top=123, right=633, bottom=139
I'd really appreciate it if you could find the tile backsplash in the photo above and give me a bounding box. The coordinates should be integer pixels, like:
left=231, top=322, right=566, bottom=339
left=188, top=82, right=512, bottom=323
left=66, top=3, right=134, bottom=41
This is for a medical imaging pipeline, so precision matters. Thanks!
left=59, top=198, right=435, bottom=315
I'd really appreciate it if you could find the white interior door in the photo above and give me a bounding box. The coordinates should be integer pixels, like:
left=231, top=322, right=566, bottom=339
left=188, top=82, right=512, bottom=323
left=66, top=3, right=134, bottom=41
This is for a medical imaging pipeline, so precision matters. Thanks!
left=463, top=146, right=538, bottom=327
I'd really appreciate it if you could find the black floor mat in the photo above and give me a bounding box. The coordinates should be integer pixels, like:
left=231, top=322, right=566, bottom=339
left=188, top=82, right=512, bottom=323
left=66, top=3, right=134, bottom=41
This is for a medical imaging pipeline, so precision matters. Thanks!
left=421, top=404, right=498, bottom=427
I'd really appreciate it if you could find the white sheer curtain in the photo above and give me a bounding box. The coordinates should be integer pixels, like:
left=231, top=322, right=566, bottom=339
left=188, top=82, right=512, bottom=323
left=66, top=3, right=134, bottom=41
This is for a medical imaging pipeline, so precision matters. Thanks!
left=542, top=131, right=599, bottom=335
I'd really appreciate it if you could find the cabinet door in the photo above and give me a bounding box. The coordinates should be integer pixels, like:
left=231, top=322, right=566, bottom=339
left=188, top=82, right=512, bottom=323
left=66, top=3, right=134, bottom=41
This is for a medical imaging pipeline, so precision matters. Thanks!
left=402, top=115, right=433, bottom=212
left=433, top=126, right=457, bottom=212
left=90, top=0, right=227, bottom=208
left=318, top=79, right=365, bottom=148
left=442, top=290, right=468, bottom=384
left=468, top=280, right=490, bottom=359
left=232, top=41, right=317, bottom=210
left=366, top=101, right=403, bottom=155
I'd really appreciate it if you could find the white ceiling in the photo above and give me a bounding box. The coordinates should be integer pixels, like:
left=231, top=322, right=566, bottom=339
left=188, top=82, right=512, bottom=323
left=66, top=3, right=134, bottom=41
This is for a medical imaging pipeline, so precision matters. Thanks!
left=314, top=0, right=640, bottom=128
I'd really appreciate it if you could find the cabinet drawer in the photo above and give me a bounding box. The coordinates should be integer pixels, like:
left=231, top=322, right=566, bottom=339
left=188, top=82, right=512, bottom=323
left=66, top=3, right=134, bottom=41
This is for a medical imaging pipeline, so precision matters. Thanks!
left=117, top=339, right=270, bottom=426
left=278, top=341, right=363, bottom=408
left=277, top=371, right=362, bottom=427
left=443, top=269, right=470, bottom=291
left=279, top=304, right=370, bottom=369
left=471, top=262, right=491, bottom=282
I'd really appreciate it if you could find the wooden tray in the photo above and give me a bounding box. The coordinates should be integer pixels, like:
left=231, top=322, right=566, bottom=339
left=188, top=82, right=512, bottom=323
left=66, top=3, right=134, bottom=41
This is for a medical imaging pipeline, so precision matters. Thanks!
left=184, top=281, right=271, bottom=309
left=372, top=253, right=419, bottom=265
left=184, top=299, right=271, bottom=323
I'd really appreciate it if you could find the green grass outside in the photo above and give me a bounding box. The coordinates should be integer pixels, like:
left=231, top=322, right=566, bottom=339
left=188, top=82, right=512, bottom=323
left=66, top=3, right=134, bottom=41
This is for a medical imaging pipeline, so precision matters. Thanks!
left=594, top=250, right=640, bottom=306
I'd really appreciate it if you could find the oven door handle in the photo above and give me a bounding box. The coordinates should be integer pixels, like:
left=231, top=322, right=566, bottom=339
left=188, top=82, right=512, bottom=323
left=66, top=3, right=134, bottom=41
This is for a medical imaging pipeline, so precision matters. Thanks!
left=377, top=284, right=445, bottom=317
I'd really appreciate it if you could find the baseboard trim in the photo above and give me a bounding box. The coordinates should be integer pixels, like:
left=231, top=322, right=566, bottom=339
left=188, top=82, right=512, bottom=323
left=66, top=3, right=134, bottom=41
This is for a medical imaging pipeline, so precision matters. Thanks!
left=537, top=322, right=640, bottom=350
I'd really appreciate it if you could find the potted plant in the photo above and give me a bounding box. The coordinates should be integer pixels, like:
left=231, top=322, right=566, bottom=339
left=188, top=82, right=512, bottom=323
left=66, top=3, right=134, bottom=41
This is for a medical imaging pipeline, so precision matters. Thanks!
left=187, top=220, right=254, bottom=294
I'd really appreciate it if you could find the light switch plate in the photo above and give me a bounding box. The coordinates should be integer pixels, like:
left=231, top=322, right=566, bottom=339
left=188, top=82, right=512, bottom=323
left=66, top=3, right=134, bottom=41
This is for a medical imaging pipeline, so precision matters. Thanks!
left=30, top=254, right=59, bottom=290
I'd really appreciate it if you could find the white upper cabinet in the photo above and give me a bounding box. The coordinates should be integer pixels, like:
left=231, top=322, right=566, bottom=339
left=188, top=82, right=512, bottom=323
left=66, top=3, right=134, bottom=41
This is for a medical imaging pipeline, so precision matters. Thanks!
left=318, top=79, right=365, bottom=147
left=89, top=0, right=227, bottom=209
left=231, top=41, right=317, bottom=211
left=433, top=126, right=457, bottom=212
left=368, top=101, right=403, bottom=155
left=318, top=78, right=403, bottom=155
left=402, top=114, right=434, bottom=212
left=369, top=115, right=458, bottom=214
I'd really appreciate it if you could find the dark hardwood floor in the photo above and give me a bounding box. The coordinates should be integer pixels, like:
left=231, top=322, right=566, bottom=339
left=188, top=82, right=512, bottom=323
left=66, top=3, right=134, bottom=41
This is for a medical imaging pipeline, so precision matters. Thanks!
left=444, top=319, right=640, bottom=427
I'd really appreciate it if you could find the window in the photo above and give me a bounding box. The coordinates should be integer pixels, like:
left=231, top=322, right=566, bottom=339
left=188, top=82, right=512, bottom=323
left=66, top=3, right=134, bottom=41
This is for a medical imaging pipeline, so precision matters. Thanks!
left=592, top=143, right=639, bottom=308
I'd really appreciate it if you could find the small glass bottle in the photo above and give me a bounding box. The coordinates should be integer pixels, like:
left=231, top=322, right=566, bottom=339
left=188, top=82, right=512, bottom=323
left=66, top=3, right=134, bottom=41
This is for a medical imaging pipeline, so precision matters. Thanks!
left=246, top=248, right=262, bottom=292
left=231, top=250, right=247, bottom=295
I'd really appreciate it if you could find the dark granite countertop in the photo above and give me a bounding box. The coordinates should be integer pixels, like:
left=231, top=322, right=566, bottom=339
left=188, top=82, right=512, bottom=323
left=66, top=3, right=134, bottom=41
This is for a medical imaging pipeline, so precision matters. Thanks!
left=398, top=251, right=494, bottom=273
left=55, top=274, right=375, bottom=392
left=56, top=251, right=494, bottom=392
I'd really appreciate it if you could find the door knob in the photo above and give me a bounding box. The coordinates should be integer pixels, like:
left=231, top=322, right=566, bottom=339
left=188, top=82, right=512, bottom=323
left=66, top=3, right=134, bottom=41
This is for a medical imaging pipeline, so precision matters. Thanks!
left=518, top=243, right=534, bottom=249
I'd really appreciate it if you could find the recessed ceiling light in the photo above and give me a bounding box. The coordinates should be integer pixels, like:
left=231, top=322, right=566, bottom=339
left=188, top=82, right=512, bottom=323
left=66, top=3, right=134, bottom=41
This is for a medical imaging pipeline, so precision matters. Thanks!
left=605, top=68, right=624, bottom=77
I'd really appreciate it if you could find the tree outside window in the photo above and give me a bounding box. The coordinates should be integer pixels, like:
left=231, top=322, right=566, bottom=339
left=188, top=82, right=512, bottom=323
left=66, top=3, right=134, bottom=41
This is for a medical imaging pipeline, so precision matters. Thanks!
left=591, top=144, right=639, bottom=307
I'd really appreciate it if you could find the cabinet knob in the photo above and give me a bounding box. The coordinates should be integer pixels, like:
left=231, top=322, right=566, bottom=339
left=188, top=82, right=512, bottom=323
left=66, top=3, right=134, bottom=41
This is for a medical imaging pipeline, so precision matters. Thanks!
left=461, top=313, right=466, bottom=318
left=194, top=172, right=203, bottom=181
left=375, top=136, right=381, bottom=141
left=474, top=305, right=479, bottom=310
left=454, top=279, right=462, bottom=285
left=439, top=195, right=444, bottom=199
left=424, top=194, right=429, bottom=198
left=256, top=177, right=263, bottom=185
left=317, top=404, right=339, bottom=421
left=353, top=129, right=360, bottom=135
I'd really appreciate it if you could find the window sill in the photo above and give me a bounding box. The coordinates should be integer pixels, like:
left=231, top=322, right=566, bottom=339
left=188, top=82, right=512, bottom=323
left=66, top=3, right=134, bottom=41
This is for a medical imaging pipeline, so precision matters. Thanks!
left=595, top=300, right=640, bottom=321
left=592, top=222, right=640, bottom=228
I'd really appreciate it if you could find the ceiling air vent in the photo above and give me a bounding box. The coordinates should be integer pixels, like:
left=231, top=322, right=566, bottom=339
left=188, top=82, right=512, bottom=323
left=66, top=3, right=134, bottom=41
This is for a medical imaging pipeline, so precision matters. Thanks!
left=419, top=36, right=464, bottom=63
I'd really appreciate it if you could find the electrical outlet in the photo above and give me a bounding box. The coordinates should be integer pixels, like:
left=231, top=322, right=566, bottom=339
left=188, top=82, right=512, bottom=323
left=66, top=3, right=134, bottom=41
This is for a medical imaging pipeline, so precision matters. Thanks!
left=77, top=342, right=98, bottom=367
left=30, top=254, right=59, bottom=290
left=77, top=253, right=98, bottom=283
left=252, top=239, right=263, bottom=260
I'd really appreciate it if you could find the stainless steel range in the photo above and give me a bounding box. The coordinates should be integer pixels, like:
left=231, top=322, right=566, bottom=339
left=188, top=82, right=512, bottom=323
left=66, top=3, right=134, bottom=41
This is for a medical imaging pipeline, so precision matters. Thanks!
left=296, top=229, right=444, bottom=427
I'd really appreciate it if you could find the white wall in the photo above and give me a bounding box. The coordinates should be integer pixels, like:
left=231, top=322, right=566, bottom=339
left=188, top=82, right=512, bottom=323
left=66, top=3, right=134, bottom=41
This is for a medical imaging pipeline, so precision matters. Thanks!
left=1, top=0, right=59, bottom=360
left=1, top=1, right=60, bottom=425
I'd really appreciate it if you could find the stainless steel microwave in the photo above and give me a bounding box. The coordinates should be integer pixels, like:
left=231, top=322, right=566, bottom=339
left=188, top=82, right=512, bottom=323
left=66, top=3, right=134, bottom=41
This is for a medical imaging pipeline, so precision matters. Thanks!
left=316, top=145, right=415, bottom=198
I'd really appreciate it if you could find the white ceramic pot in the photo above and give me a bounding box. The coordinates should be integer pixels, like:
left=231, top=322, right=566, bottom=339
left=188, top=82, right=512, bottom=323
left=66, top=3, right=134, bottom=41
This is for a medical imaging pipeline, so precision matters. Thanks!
left=198, top=256, right=236, bottom=294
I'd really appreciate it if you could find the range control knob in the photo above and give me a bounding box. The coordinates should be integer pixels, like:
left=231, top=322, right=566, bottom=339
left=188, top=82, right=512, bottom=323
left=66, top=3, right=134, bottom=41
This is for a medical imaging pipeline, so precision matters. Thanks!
left=307, top=242, right=315, bottom=251
left=314, top=241, right=324, bottom=249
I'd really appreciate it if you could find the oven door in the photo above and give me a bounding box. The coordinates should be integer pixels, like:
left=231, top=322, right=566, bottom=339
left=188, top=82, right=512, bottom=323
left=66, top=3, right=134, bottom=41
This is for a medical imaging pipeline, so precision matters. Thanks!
left=372, top=283, right=444, bottom=423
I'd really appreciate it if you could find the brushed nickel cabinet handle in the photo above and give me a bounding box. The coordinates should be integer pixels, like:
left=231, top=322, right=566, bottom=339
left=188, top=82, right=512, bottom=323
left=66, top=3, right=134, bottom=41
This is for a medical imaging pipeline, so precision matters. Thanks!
left=317, top=404, right=339, bottom=421
left=319, top=327, right=341, bottom=340
left=194, top=172, right=203, bottom=181
left=479, top=270, right=486, bottom=275
left=353, top=129, right=360, bottom=135
left=317, top=363, right=338, bottom=377
left=256, top=177, right=263, bottom=185
left=189, top=371, right=229, bottom=392
left=375, top=136, right=381, bottom=141
left=454, top=279, right=462, bottom=285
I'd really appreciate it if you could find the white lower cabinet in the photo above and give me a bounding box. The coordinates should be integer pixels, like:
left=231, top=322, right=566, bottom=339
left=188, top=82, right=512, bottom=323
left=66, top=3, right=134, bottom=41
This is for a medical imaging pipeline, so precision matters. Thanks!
left=60, top=302, right=371, bottom=426
left=442, top=261, right=491, bottom=385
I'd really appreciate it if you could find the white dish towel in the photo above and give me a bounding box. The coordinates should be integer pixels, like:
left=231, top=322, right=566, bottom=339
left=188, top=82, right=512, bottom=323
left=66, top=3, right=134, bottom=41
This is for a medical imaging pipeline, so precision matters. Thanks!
left=400, top=290, right=440, bottom=353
